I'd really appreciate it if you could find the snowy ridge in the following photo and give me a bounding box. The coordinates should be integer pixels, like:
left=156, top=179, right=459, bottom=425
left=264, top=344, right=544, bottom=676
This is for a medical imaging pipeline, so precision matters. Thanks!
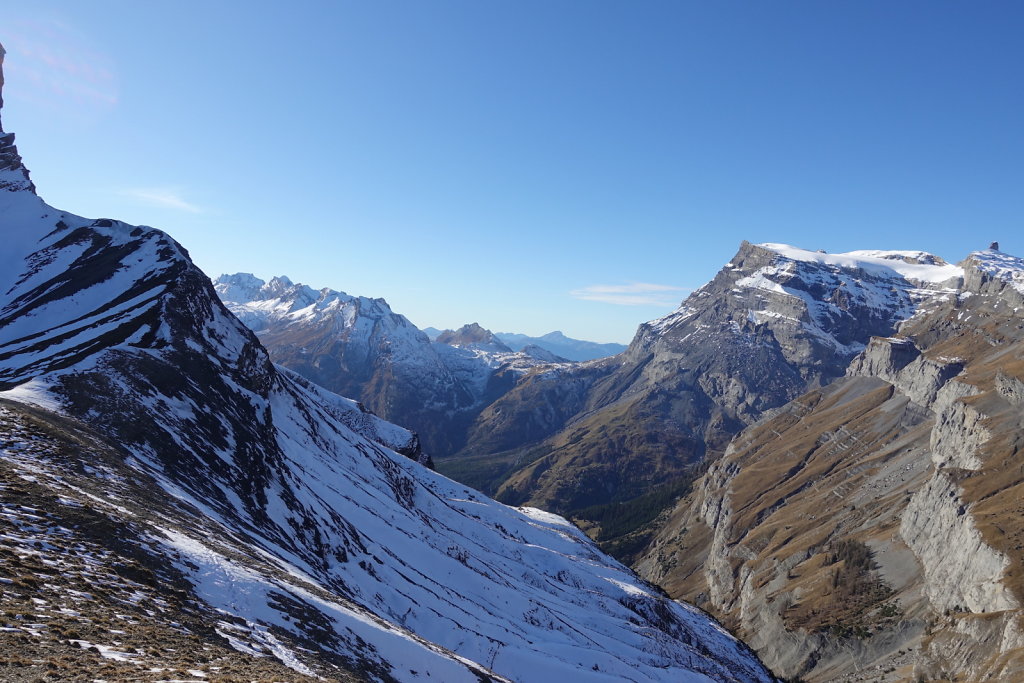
left=647, top=241, right=962, bottom=358
left=215, top=273, right=564, bottom=373
left=965, top=249, right=1024, bottom=297
left=759, top=243, right=963, bottom=284
left=215, top=273, right=388, bottom=336
left=647, top=304, right=700, bottom=336
left=0, top=187, right=192, bottom=390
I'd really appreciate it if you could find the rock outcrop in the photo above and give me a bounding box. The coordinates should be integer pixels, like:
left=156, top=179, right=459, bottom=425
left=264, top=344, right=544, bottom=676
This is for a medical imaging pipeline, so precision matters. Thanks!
left=0, top=43, right=5, bottom=124
left=900, top=471, right=1017, bottom=614
left=0, top=43, right=34, bottom=195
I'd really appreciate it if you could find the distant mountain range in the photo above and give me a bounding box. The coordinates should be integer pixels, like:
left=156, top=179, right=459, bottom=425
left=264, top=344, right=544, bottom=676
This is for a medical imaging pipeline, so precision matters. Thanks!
left=496, top=331, right=627, bottom=361
left=214, top=276, right=571, bottom=457
left=422, top=327, right=626, bottom=361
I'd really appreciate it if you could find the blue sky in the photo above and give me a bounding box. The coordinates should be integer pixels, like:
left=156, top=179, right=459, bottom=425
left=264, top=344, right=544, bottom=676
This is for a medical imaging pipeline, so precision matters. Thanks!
left=3, top=2, right=1023, bottom=343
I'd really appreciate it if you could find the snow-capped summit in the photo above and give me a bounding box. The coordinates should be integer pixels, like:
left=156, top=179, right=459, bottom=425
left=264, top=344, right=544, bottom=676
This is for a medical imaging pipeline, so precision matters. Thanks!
left=210, top=271, right=266, bottom=303
left=214, top=272, right=380, bottom=334
left=648, top=241, right=962, bottom=354
left=757, top=242, right=962, bottom=285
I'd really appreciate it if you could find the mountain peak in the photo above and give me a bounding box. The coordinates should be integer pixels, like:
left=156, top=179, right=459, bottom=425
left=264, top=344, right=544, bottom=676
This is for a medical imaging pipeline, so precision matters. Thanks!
left=962, top=248, right=1024, bottom=301
left=0, top=41, right=7, bottom=130
left=214, top=272, right=339, bottom=308
left=264, top=275, right=297, bottom=298
left=435, top=322, right=511, bottom=351
left=212, top=272, right=266, bottom=303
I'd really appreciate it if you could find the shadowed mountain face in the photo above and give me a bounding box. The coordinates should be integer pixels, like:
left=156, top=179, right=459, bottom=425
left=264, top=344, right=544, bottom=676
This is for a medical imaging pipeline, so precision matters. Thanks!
left=0, top=46, right=775, bottom=683
left=636, top=248, right=1024, bottom=682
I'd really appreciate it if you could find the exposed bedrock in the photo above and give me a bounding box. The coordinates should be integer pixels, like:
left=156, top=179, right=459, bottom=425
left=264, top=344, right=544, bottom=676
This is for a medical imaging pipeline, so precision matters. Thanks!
left=900, top=471, right=1017, bottom=614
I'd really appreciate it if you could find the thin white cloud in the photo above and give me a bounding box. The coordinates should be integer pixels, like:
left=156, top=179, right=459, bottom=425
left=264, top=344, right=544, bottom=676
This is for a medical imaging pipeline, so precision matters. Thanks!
left=570, top=282, right=689, bottom=307
left=120, top=188, right=202, bottom=213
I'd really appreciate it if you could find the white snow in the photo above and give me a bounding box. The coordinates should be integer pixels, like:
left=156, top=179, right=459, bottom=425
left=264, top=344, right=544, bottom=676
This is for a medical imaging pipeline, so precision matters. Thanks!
left=155, top=528, right=505, bottom=682
left=69, top=640, right=139, bottom=661
left=759, top=243, right=963, bottom=284
left=0, top=377, right=65, bottom=412
left=647, top=243, right=965, bottom=356
left=968, top=249, right=1024, bottom=296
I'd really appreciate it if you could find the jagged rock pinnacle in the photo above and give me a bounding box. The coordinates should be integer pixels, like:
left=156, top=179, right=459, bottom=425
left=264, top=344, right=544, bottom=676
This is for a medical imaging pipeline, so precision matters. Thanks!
left=1, top=42, right=7, bottom=131
left=0, top=42, right=36, bottom=194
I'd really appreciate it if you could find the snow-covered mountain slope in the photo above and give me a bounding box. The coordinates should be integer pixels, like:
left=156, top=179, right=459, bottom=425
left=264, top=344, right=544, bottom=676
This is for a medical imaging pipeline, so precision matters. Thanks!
left=496, top=331, right=627, bottom=362
left=214, top=273, right=571, bottom=456
left=0, top=48, right=774, bottom=682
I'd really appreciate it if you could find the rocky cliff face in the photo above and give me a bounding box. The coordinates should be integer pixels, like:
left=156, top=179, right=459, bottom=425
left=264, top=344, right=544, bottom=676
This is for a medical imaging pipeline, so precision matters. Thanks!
left=636, top=248, right=1024, bottom=681
left=0, top=44, right=33, bottom=195
left=215, top=275, right=569, bottom=457
left=0, top=48, right=777, bottom=682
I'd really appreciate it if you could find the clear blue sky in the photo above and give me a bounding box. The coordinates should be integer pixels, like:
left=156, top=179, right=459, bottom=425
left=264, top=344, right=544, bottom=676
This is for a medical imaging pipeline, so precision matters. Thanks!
left=3, top=1, right=1023, bottom=343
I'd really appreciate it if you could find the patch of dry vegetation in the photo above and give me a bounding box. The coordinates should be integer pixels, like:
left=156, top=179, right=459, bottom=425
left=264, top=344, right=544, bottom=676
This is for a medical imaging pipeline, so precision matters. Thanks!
left=0, top=402, right=362, bottom=682
left=784, top=540, right=900, bottom=638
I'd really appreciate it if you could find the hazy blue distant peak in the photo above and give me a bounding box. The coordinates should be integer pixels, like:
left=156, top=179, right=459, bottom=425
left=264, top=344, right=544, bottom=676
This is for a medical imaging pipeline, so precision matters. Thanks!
left=495, top=331, right=627, bottom=362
